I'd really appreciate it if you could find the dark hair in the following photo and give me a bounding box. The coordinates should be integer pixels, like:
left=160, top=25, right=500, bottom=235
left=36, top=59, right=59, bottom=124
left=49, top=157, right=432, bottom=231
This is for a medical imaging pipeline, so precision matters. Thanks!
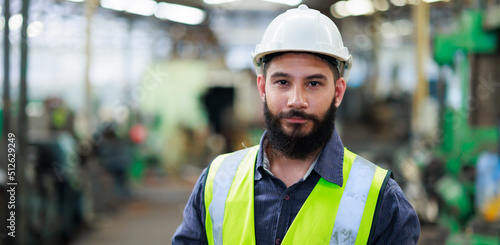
left=262, top=51, right=340, bottom=80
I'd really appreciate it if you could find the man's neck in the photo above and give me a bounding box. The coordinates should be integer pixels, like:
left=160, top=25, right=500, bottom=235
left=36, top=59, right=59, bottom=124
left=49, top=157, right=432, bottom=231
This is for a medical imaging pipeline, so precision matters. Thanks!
left=265, top=142, right=322, bottom=188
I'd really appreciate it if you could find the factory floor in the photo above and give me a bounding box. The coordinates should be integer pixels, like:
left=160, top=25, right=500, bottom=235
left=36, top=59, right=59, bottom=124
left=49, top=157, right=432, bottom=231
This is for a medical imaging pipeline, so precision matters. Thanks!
left=71, top=174, right=197, bottom=245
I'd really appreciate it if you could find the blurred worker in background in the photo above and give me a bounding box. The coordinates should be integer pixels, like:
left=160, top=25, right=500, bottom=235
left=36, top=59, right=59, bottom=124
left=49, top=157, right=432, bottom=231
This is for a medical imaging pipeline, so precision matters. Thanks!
left=173, top=4, right=419, bottom=244
left=96, top=122, right=132, bottom=199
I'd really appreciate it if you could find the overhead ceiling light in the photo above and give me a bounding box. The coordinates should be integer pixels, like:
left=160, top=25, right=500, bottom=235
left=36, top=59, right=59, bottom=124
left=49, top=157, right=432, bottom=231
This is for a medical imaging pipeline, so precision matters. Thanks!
left=101, top=0, right=128, bottom=11
left=346, top=0, right=374, bottom=16
left=155, top=2, right=206, bottom=25
left=125, top=0, right=157, bottom=16
left=9, top=14, right=23, bottom=31
left=330, top=3, right=345, bottom=18
left=67, top=0, right=85, bottom=2
left=262, top=0, right=302, bottom=6
left=390, top=0, right=406, bottom=6
left=333, top=1, right=350, bottom=18
left=204, top=0, right=240, bottom=4
left=101, top=0, right=157, bottom=16
left=28, top=21, right=44, bottom=38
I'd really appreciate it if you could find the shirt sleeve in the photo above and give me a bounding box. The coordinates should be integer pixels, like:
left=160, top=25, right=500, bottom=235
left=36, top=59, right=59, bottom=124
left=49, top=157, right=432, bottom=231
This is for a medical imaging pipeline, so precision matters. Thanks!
left=370, top=178, right=421, bottom=244
left=172, top=168, right=208, bottom=245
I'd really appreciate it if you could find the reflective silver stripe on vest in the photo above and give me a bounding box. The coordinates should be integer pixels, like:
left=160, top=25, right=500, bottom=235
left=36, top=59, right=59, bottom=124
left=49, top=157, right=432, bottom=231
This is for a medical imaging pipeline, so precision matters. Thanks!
left=210, top=147, right=252, bottom=245
left=330, top=155, right=377, bottom=244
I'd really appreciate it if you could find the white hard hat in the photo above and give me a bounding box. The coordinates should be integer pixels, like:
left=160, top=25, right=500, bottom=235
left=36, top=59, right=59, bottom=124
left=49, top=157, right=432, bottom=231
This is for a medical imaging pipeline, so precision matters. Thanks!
left=252, top=4, right=353, bottom=82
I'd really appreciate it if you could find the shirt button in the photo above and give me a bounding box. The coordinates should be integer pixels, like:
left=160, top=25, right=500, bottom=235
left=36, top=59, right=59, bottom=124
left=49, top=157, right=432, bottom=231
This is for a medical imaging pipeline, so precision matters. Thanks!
left=275, top=238, right=282, bottom=244
left=284, top=194, right=290, bottom=200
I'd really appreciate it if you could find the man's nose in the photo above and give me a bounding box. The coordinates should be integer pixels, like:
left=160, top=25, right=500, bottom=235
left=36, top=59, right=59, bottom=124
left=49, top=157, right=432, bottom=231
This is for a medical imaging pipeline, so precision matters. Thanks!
left=287, top=86, right=308, bottom=109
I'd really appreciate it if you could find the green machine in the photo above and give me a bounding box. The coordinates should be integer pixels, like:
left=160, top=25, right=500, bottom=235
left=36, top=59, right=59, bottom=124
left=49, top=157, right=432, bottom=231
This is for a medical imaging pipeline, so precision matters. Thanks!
left=432, top=10, right=500, bottom=244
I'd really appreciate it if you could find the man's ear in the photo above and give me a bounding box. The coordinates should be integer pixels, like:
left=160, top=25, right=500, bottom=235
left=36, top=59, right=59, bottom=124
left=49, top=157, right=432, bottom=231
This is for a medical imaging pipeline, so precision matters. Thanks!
left=334, top=77, right=346, bottom=107
left=257, top=74, right=266, bottom=102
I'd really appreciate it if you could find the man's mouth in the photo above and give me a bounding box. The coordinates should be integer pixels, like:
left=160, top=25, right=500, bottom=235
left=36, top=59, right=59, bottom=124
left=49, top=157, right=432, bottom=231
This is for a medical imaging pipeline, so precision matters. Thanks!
left=285, top=117, right=308, bottom=123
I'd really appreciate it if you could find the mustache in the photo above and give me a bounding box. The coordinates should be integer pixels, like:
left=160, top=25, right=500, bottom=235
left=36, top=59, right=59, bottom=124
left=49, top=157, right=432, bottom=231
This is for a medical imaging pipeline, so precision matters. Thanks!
left=277, top=109, right=318, bottom=121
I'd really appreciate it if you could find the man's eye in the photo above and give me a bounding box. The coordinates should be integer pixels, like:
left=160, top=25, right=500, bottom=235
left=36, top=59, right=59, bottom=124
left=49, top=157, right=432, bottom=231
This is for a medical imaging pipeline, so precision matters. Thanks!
left=310, top=81, right=320, bottom=86
left=277, top=80, right=288, bottom=85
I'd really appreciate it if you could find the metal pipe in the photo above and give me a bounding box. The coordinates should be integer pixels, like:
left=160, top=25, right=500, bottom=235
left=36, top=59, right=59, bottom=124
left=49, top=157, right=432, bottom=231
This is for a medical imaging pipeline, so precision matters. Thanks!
left=84, top=0, right=98, bottom=132
left=2, top=0, right=11, bottom=137
left=412, top=2, right=430, bottom=135
left=19, top=0, right=29, bottom=147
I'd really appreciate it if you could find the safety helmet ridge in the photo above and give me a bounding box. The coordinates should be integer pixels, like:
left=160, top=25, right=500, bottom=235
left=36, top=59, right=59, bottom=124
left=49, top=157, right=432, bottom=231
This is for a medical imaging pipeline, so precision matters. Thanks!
left=252, top=4, right=353, bottom=82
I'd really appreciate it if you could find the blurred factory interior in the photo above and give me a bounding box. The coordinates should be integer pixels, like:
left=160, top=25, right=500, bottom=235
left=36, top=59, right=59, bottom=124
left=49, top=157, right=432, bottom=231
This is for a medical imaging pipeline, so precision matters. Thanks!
left=1, top=0, right=500, bottom=244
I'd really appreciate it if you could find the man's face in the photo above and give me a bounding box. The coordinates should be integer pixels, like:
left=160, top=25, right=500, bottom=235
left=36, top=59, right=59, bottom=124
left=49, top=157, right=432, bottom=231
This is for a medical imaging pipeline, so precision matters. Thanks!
left=257, top=53, right=347, bottom=159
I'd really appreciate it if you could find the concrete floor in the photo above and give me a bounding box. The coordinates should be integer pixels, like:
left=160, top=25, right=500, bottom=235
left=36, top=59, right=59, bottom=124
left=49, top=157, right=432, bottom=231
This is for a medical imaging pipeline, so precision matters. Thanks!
left=71, top=177, right=195, bottom=245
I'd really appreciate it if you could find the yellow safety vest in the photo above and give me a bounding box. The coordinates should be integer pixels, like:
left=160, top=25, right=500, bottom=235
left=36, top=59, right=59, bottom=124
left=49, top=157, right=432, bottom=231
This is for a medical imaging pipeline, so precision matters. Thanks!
left=204, top=145, right=389, bottom=245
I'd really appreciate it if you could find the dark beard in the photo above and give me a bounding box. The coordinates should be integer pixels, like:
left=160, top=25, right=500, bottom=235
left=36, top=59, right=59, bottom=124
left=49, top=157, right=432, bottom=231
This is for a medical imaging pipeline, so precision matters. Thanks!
left=264, top=97, right=336, bottom=160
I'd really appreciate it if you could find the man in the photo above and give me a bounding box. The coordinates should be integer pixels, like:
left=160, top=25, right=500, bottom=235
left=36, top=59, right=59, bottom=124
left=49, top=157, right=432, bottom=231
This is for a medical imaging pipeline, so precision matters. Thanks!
left=173, top=4, right=420, bottom=244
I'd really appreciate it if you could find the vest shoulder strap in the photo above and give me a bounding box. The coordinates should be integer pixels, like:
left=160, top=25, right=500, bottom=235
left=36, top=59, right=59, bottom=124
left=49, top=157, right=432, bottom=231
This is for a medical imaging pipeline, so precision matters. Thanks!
left=284, top=149, right=389, bottom=245
left=204, top=146, right=259, bottom=245
left=330, top=149, right=389, bottom=245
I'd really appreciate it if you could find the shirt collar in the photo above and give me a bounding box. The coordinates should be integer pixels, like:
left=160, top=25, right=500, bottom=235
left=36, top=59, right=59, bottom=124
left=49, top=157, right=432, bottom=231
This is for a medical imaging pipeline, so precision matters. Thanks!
left=260, top=138, right=320, bottom=180
left=255, top=127, right=344, bottom=187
